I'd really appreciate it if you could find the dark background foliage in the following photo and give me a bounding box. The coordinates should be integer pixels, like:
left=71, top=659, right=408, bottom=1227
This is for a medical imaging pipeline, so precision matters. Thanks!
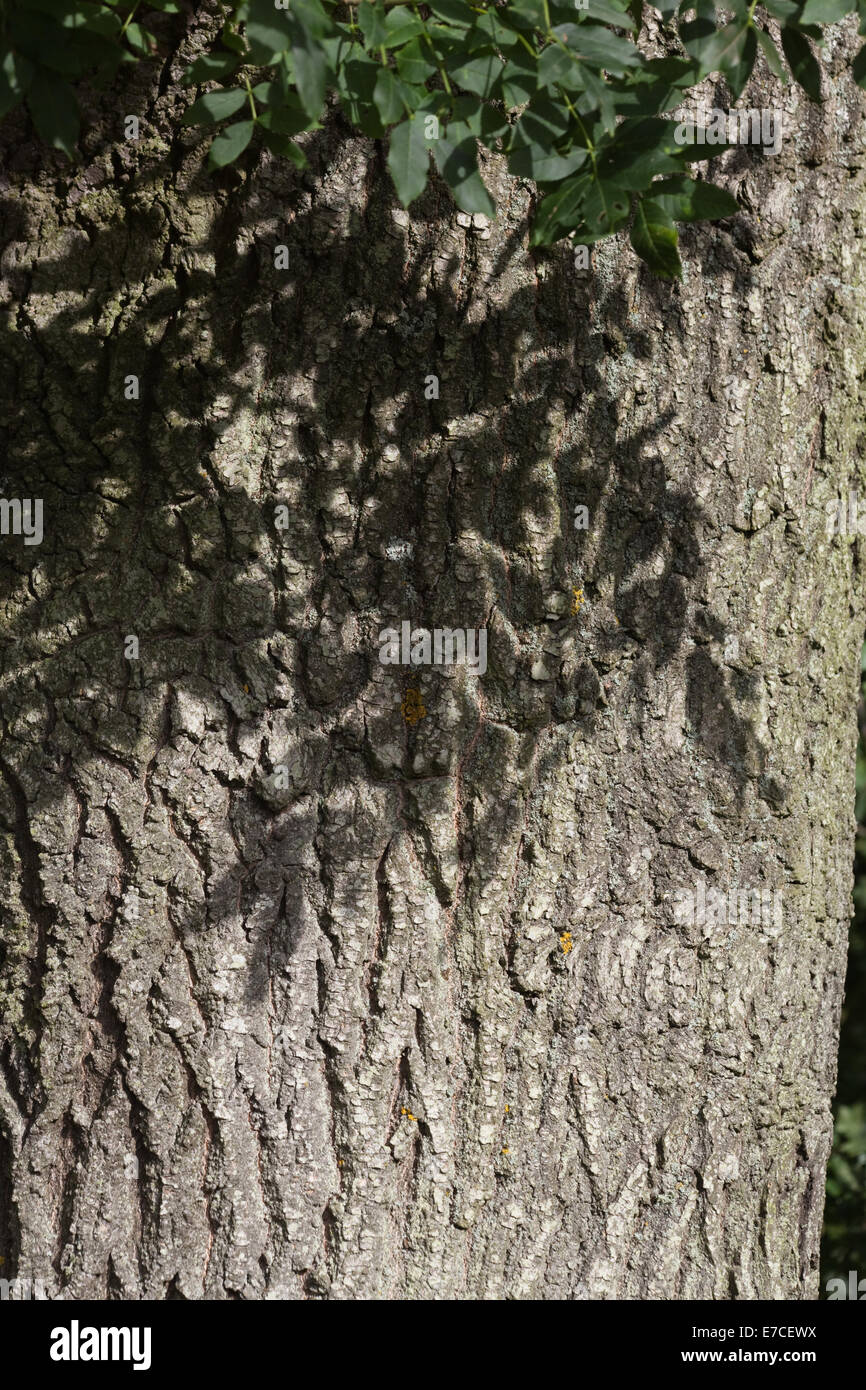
left=821, top=640, right=866, bottom=1286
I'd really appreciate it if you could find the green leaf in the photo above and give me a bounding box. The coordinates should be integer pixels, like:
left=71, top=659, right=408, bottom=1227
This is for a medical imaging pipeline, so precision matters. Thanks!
left=798, top=0, right=855, bottom=20
left=649, top=174, right=738, bottom=220
left=507, top=0, right=549, bottom=27
left=124, top=22, right=155, bottom=55
left=552, top=23, right=642, bottom=74
left=679, top=0, right=718, bottom=57
left=607, top=57, right=697, bottom=119
left=183, top=52, right=239, bottom=86
left=261, top=130, right=308, bottom=167
left=11, top=16, right=92, bottom=75
left=537, top=41, right=578, bottom=92
left=358, top=0, right=388, bottom=47
left=474, top=9, right=523, bottom=46
left=578, top=177, right=632, bottom=239
left=0, top=50, right=34, bottom=119
left=76, top=8, right=122, bottom=40
left=290, top=0, right=333, bottom=40
left=220, top=15, right=248, bottom=55
left=598, top=140, right=681, bottom=189
left=423, top=23, right=481, bottom=64
left=530, top=174, right=592, bottom=245
left=428, top=0, right=477, bottom=25
left=208, top=119, right=255, bottom=168
left=781, top=25, right=822, bottom=99
left=630, top=198, right=682, bottom=278
left=71, top=25, right=124, bottom=62
left=396, top=39, right=438, bottom=85
left=432, top=126, right=495, bottom=216
left=853, top=39, right=866, bottom=87
left=510, top=97, right=583, bottom=180
left=388, top=111, right=434, bottom=206
left=510, top=96, right=570, bottom=149
left=686, top=20, right=750, bottom=78
left=182, top=88, right=248, bottom=126
left=585, top=0, right=643, bottom=26
left=26, top=71, right=79, bottom=158
left=531, top=172, right=631, bottom=245
left=258, top=99, right=318, bottom=138
left=337, top=55, right=386, bottom=137
left=755, top=26, right=787, bottom=81
left=16, top=0, right=84, bottom=14
left=287, top=16, right=331, bottom=120
left=452, top=93, right=509, bottom=145
left=509, top=144, right=590, bottom=183
left=577, top=63, right=618, bottom=132
left=726, top=23, right=757, bottom=100
left=501, top=51, right=538, bottom=106
left=251, top=81, right=285, bottom=108
left=383, top=8, right=425, bottom=47
left=448, top=49, right=504, bottom=98
left=245, top=0, right=292, bottom=63
left=373, top=67, right=407, bottom=126
left=597, top=116, right=686, bottom=189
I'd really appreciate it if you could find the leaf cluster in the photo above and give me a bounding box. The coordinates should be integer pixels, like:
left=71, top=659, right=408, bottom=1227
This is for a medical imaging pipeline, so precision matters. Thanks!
left=0, top=1, right=181, bottom=157
left=3, top=1, right=866, bottom=274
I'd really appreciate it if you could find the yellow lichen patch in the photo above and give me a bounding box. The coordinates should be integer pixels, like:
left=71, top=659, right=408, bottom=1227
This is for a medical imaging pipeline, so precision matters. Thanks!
left=401, top=687, right=426, bottom=724
left=570, top=587, right=584, bottom=615
left=560, top=930, right=573, bottom=955
left=501, top=1147, right=509, bottom=1155
left=407, top=1112, right=416, bottom=1123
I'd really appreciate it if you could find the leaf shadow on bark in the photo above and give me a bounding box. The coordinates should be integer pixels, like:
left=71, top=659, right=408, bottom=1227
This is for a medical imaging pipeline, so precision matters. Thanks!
left=0, top=118, right=785, bottom=1295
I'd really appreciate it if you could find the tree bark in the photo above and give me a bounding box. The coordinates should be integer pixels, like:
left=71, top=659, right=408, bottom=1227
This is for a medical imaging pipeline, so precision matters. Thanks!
left=1, top=7, right=865, bottom=1300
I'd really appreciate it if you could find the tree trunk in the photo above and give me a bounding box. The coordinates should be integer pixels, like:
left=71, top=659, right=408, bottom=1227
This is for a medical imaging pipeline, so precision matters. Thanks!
left=1, top=8, right=865, bottom=1300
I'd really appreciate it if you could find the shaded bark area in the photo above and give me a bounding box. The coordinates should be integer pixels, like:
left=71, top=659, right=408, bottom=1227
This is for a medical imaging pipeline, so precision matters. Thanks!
left=1, top=9, right=865, bottom=1298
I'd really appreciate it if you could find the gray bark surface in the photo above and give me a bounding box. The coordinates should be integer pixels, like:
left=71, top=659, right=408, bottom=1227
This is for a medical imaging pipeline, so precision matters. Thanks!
left=1, top=6, right=865, bottom=1299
